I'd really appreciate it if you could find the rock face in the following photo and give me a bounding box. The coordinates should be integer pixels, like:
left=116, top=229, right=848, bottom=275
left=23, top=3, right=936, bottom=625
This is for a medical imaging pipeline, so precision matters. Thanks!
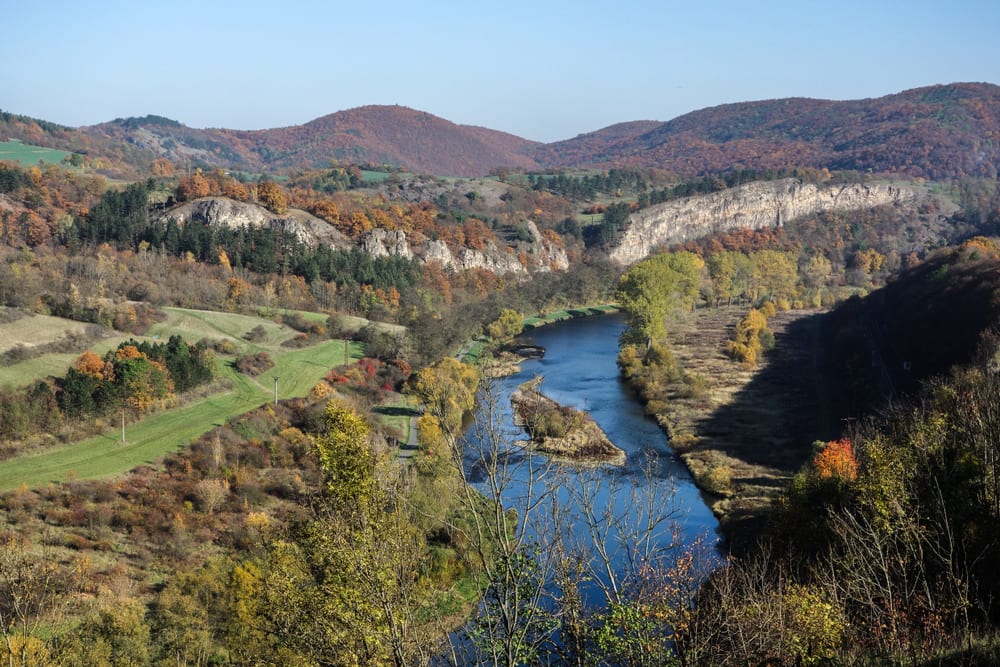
left=360, top=220, right=568, bottom=277
left=362, top=229, right=414, bottom=260
left=609, top=179, right=942, bottom=266
left=156, top=198, right=351, bottom=249
left=158, top=197, right=568, bottom=277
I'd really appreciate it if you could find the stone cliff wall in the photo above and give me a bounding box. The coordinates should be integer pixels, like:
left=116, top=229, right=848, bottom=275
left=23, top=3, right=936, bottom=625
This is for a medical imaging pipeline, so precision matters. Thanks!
left=609, top=179, right=938, bottom=266
left=158, top=197, right=568, bottom=277
left=157, top=197, right=351, bottom=249
left=362, top=220, right=568, bottom=276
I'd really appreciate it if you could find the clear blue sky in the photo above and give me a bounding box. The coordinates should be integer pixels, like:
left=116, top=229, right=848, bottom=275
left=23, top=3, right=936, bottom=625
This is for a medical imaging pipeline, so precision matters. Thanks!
left=3, top=0, right=998, bottom=143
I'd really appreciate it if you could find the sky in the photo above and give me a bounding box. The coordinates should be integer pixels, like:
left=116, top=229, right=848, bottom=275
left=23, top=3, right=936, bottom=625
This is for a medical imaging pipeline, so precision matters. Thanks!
left=3, top=0, right=999, bottom=143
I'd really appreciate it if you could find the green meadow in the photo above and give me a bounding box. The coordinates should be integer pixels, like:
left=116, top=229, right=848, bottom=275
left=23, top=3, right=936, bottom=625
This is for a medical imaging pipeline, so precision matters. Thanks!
left=0, top=306, right=369, bottom=490
left=0, top=139, right=72, bottom=166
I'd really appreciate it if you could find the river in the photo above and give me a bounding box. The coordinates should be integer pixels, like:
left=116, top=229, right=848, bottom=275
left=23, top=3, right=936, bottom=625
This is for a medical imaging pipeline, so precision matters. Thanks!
left=462, top=312, right=720, bottom=608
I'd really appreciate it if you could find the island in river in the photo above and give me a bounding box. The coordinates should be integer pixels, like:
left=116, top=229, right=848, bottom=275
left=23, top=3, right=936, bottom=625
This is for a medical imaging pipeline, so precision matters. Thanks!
left=510, top=377, right=627, bottom=465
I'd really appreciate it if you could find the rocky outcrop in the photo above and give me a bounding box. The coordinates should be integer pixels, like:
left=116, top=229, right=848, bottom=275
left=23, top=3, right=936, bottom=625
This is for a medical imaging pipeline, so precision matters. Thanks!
left=362, top=229, right=414, bottom=260
left=360, top=220, right=568, bottom=277
left=155, top=197, right=351, bottom=249
left=609, top=179, right=945, bottom=266
left=158, top=197, right=569, bottom=277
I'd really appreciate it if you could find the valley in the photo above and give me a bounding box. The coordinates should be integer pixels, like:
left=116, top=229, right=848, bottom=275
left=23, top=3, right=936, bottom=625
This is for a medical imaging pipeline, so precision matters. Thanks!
left=0, top=82, right=999, bottom=665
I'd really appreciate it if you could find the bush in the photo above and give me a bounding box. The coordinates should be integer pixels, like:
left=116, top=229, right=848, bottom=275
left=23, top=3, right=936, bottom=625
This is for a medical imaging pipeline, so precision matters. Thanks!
left=234, top=352, right=274, bottom=376
left=243, top=325, right=268, bottom=343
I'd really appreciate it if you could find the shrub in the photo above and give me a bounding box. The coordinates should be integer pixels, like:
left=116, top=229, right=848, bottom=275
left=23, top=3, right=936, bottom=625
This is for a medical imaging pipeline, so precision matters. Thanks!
left=234, top=352, right=274, bottom=376
left=243, top=325, right=268, bottom=343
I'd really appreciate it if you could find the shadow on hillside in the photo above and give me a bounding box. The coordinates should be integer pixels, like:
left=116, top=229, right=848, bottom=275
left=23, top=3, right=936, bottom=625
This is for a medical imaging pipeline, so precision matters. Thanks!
left=691, top=309, right=857, bottom=546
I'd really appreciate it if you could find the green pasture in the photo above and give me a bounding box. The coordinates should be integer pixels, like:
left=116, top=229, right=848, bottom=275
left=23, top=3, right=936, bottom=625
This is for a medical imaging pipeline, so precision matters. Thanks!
left=0, top=305, right=383, bottom=489
left=0, top=306, right=313, bottom=389
left=0, top=337, right=364, bottom=491
left=0, top=337, right=128, bottom=389
left=360, top=170, right=393, bottom=183
left=0, top=313, right=93, bottom=354
left=0, top=140, right=71, bottom=167
left=153, top=307, right=295, bottom=350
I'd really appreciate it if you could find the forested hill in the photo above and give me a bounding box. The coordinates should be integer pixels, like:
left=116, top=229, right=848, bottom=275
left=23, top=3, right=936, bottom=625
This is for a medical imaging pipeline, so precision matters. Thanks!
left=826, top=237, right=1000, bottom=416
left=532, top=82, right=1000, bottom=180
left=5, top=82, right=1000, bottom=179
left=88, top=106, right=542, bottom=178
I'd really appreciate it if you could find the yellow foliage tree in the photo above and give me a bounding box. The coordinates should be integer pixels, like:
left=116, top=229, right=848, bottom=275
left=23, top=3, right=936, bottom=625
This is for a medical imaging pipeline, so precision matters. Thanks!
left=255, top=180, right=288, bottom=214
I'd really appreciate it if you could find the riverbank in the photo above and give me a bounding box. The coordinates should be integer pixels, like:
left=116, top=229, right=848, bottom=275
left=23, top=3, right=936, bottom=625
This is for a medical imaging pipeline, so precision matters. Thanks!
left=458, top=304, right=620, bottom=367
left=510, top=378, right=627, bottom=466
left=622, top=306, right=832, bottom=549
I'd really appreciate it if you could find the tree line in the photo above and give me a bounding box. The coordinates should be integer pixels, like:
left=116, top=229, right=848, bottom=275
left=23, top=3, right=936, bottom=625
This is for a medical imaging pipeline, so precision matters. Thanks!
left=0, top=336, right=214, bottom=441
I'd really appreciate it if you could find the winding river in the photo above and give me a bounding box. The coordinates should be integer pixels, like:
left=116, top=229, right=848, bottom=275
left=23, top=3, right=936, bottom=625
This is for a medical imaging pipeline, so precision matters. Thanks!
left=463, top=312, right=720, bottom=603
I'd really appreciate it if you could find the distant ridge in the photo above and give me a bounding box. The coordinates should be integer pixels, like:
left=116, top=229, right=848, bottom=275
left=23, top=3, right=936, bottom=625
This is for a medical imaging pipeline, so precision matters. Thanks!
left=89, top=105, right=541, bottom=177
left=533, top=82, right=1000, bottom=179
left=4, top=82, right=999, bottom=179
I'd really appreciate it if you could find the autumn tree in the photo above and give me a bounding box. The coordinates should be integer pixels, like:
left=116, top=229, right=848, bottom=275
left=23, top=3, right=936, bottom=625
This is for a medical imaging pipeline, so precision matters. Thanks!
left=242, top=400, right=440, bottom=666
left=112, top=344, right=174, bottom=412
left=175, top=173, right=210, bottom=201
left=485, top=308, right=524, bottom=343
left=617, top=251, right=705, bottom=346
left=151, top=157, right=175, bottom=177
left=0, top=534, right=81, bottom=666
left=407, top=357, right=480, bottom=435
left=256, top=179, right=288, bottom=214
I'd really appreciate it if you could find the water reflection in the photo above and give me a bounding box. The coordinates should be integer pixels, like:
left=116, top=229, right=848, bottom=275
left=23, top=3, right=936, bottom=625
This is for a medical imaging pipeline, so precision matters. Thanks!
left=448, top=314, right=720, bottom=663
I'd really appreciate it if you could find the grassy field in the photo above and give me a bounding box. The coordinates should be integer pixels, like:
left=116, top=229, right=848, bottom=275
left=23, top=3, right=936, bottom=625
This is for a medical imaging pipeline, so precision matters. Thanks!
left=0, top=337, right=362, bottom=491
left=0, top=306, right=309, bottom=389
left=0, top=140, right=71, bottom=166
left=0, top=306, right=376, bottom=490
left=0, top=313, right=93, bottom=354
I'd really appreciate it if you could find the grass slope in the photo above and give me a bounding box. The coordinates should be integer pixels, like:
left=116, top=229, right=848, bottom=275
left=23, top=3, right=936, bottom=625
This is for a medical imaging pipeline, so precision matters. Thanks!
left=0, top=306, right=372, bottom=490
left=0, top=140, right=71, bottom=166
left=0, top=338, right=360, bottom=491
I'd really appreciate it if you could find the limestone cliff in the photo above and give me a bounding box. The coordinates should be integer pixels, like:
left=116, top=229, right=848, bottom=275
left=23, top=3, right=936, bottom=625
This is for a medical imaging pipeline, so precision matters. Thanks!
left=609, top=179, right=947, bottom=266
left=156, top=197, right=351, bottom=249
left=361, top=220, right=569, bottom=277
left=158, top=197, right=568, bottom=277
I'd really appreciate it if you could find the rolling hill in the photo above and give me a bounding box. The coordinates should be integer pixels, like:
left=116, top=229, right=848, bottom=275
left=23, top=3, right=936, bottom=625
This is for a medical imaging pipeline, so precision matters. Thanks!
left=89, top=105, right=542, bottom=177
left=533, top=82, right=1000, bottom=179
left=5, top=82, right=1000, bottom=179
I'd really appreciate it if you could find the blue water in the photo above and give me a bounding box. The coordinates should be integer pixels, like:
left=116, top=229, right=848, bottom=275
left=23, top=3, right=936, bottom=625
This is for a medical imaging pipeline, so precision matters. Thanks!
left=463, top=312, right=720, bottom=602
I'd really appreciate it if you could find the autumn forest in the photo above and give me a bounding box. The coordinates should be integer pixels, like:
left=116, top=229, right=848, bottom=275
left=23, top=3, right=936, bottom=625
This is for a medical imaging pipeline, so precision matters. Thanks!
left=2, top=83, right=1000, bottom=665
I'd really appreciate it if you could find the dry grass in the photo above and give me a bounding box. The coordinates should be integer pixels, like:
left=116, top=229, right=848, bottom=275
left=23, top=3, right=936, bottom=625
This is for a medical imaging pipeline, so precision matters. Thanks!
left=653, top=306, right=833, bottom=547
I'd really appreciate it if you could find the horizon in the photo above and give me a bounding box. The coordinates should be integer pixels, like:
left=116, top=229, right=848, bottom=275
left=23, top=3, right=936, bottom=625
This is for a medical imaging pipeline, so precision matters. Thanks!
left=8, top=81, right=998, bottom=144
left=4, top=1, right=1000, bottom=143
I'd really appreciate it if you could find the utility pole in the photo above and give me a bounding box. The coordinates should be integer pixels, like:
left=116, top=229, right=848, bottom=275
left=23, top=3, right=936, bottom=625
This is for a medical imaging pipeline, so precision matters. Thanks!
left=273, top=376, right=280, bottom=405
left=121, top=407, right=126, bottom=444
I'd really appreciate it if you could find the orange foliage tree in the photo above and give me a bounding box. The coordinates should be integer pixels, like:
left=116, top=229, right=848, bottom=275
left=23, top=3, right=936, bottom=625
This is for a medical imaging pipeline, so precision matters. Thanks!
left=813, top=438, right=858, bottom=483
left=256, top=180, right=288, bottom=214
left=176, top=173, right=210, bottom=201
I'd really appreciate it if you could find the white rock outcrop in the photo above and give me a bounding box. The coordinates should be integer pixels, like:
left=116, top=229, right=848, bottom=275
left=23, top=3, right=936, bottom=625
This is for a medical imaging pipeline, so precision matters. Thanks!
left=156, top=197, right=350, bottom=249
left=361, top=229, right=414, bottom=260
left=609, top=179, right=938, bottom=266
left=159, top=197, right=568, bottom=277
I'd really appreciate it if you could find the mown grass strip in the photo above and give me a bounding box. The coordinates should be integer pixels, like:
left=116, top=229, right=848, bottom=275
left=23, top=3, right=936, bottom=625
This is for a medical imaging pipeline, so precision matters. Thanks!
left=0, top=140, right=71, bottom=166
left=0, top=338, right=361, bottom=491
